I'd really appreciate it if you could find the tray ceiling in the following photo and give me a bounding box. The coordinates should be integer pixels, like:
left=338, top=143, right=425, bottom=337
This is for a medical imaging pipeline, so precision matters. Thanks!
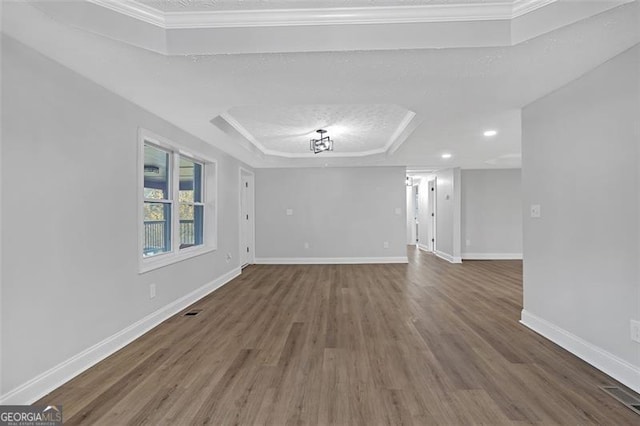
left=42, top=0, right=630, bottom=54
left=218, top=104, right=416, bottom=158
left=5, top=0, right=638, bottom=169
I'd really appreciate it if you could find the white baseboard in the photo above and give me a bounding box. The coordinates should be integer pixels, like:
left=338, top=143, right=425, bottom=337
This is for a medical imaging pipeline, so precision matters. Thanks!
left=254, top=257, right=408, bottom=265
left=434, top=250, right=462, bottom=264
left=0, top=267, right=242, bottom=405
left=462, top=252, right=523, bottom=260
left=417, top=243, right=431, bottom=252
left=520, top=309, right=640, bottom=394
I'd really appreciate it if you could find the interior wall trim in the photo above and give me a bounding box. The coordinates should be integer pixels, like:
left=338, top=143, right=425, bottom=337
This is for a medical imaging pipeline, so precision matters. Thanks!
left=417, top=243, right=431, bottom=252
left=462, top=252, right=523, bottom=260
left=254, top=257, right=409, bottom=265
left=434, top=250, right=462, bottom=264
left=520, top=309, right=640, bottom=394
left=512, top=0, right=556, bottom=18
left=87, top=0, right=557, bottom=29
left=0, top=267, right=242, bottom=405
left=220, top=110, right=416, bottom=159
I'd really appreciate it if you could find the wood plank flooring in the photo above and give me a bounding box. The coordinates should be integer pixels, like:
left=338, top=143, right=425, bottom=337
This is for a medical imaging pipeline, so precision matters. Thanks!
left=37, top=248, right=639, bottom=425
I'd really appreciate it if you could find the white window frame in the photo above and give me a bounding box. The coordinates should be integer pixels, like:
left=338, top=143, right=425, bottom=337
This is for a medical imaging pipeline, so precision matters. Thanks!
left=138, top=129, right=218, bottom=274
left=178, top=156, right=206, bottom=251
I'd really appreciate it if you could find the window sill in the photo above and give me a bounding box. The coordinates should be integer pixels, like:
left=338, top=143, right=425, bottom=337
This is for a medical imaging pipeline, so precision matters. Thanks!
left=139, top=246, right=217, bottom=274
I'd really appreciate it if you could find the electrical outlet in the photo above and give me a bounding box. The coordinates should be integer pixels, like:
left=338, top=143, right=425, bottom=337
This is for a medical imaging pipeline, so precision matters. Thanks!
left=286, top=209, right=293, bottom=216
left=466, top=239, right=471, bottom=247
left=149, top=283, right=156, bottom=299
left=394, top=207, right=402, bottom=215
left=631, top=320, right=640, bottom=343
left=530, top=204, right=541, bottom=218
left=304, top=242, right=310, bottom=249
left=383, top=241, right=390, bottom=249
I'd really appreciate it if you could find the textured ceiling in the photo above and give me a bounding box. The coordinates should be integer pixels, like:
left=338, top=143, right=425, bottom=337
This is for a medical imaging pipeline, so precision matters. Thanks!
left=137, top=0, right=508, bottom=12
left=4, top=0, right=639, bottom=169
left=222, top=104, right=414, bottom=156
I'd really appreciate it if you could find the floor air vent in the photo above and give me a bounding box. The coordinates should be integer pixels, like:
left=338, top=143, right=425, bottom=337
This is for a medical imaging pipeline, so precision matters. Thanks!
left=184, top=309, right=202, bottom=317
left=601, top=386, right=640, bottom=415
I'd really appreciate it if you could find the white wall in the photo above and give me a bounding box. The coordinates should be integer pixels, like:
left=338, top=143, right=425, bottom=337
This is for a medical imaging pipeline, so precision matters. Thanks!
left=461, top=169, right=522, bottom=259
left=434, top=168, right=462, bottom=263
left=521, top=45, right=640, bottom=391
left=255, top=167, right=407, bottom=262
left=0, top=3, right=4, bottom=393
left=1, top=37, right=252, bottom=400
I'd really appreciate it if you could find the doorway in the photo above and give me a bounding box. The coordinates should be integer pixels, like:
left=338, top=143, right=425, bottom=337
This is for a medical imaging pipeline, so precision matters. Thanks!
left=406, top=172, right=436, bottom=252
left=239, top=168, right=255, bottom=267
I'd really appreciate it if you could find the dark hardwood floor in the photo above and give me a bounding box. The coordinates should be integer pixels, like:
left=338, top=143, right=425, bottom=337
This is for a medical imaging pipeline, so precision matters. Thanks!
left=37, top=248, right=639, bottom=425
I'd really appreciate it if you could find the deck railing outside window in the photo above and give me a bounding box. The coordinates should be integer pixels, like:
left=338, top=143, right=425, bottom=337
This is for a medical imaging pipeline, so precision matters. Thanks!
left=144, top=220, right=195, bottom=255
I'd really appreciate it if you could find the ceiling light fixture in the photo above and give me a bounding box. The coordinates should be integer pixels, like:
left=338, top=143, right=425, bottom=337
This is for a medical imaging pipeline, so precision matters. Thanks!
left=441, top=153, right=452, bottom=159
left=483, top=130, right=498, bottom=137
left=310, top=129, right=333, bottom=154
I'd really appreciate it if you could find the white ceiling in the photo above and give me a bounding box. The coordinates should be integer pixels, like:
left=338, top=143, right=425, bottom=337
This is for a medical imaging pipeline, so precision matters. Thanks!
left=74, top=0, right=622, bottom=53
left=219, top=104, right=415, bottom=157
left=3, top=0, right=640, bottom=169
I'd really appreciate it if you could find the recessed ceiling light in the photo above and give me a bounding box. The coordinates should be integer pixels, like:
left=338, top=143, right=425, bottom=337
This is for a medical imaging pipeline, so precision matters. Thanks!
left=483, top=130, right=498, bottom=137
left=441, top=153, right=452, bottom=159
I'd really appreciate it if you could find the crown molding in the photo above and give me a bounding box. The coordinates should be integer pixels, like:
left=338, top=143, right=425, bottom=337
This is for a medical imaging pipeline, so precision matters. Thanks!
left=87, top=0, right=166, bottom=27
left=219, top=109, right=416, bottom=159
left=385, top=110, right=416, bottom=152
left=87, top=0, right=558, bottom=29
left=219, top=112, right=271, bottom=155
left=512, top=0, right=557, bottom=18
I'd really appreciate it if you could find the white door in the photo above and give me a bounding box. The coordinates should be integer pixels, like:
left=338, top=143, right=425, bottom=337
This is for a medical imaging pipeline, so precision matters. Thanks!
left=429, top=179, right=436, bottom=251
left=406, top=184, right=416, bottom=245
left=240, top=175, right=254, bottom=266
left=414, top=185, right=419, bottom=244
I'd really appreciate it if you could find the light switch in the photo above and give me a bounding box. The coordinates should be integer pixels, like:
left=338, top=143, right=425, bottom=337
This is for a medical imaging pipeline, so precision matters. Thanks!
left=286, top=209, right=293, bottom=216
left=530, top=204, right=541, bottom=218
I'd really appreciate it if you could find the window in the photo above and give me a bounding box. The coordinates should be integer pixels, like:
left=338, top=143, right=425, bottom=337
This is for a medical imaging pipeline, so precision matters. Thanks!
left=139, top=130, right=216, bottom=272
left=143, top=144, right=172, bottom=257
left=178, top=158, right=204, bottom=249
